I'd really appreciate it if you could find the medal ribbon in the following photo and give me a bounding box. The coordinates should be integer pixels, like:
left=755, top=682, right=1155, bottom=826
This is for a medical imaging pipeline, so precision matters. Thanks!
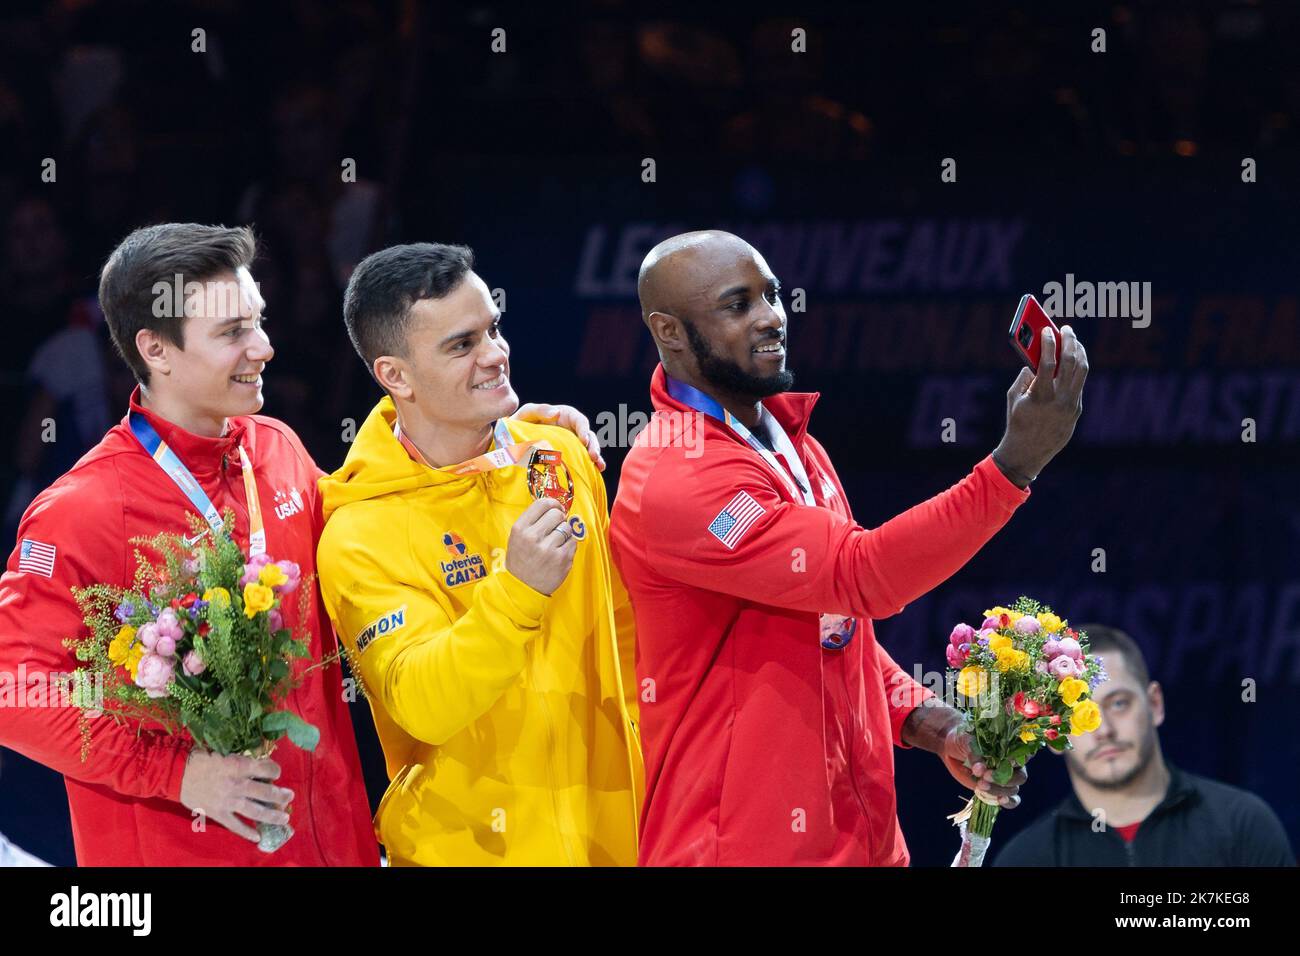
left=397, top=418, right=548, bottom=475
left=665, top=376, right=815, bottom=506
left=129, top=411, right=266, bottom=556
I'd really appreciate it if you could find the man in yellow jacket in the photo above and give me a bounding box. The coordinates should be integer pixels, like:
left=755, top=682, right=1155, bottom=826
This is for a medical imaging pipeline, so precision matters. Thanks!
left=317, top=242, right=642, bottom=866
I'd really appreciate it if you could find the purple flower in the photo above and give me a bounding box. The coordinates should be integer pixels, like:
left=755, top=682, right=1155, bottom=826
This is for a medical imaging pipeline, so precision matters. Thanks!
left=114, top=602, right=135, bottom=623
left=976, top=627, right=995, bottom=645
left=267, top=608, right=284, bottom=633
left=182, top=650, right=207, bottom=677
left=1088, top=661, right=1110, bottom=691
left=192, top=599, right=209, bottom=613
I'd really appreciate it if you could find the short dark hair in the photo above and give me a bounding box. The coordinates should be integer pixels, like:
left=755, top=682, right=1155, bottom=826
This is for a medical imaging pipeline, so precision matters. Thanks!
left=98, top=223, right=257, bottom=386
left=1076, top=623, right=1151, bottom=686
left=342, top=242, right=476, bottom=379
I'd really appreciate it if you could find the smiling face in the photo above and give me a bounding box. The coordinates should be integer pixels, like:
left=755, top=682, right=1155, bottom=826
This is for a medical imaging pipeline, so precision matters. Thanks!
left=648, top=234, right=794, bottom=401
left=1064, top=651, right=1165, bottom=790
left=138, top=265, right=274, bottom=423
left=379, top=271, right=518, bottom=429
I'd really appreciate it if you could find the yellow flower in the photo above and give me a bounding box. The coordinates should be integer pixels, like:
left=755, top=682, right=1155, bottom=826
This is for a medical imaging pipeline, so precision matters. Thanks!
left=243, top=583, right=275, bottom=618
left=996, top=646, right=1030, bottom=672
left=1037, top=612, right=1065, bottom=633
left=984, top=606, right=1011, bottom=619
left=203, top=587, right=231, bottom=608
left=1069, top=699, right=1102, bottom=735
left=108, top=625, right=136, bottom=667
left=258, top=563, right=288, bottom=588
left=988, top=634, right=1014, bottom=653
left=125, top=643, right=145, bottom=680
left=1059, top=678, right=1088, bottom=707
left=1008, top=611, right=1025, bottom=623
left=956, top=666, right=989, bottom=698
left=1019, top=727, right=1038, bottom=744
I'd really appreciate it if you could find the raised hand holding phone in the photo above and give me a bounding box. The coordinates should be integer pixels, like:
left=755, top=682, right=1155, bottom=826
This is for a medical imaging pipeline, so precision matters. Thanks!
left=992, top=296, right=1089, bottom=488
left=1009, top=294, right=1063, bottom=375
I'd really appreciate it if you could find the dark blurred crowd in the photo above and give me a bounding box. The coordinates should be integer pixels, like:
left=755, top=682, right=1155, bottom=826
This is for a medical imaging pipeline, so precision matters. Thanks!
left=2, top=0, right=1299, bottom=534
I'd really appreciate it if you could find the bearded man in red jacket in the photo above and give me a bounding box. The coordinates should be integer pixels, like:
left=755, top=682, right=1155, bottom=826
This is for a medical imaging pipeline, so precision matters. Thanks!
left=610, top=230, right=1089, bottom=866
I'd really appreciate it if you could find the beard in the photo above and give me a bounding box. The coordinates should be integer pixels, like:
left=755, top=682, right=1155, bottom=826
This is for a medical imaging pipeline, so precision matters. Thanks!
left=1070, top=725, right=1159, bottom=791
left=682, top=317, right=795, bottom=399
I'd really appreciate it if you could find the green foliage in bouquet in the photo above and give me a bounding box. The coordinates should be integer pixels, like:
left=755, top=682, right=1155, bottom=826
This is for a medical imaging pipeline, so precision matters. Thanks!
left=63, top=512, right=325, bottom=760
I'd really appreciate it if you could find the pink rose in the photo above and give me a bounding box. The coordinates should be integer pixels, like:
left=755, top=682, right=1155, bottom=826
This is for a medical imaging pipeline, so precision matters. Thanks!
left=949, top=623, right=975, bottom=647
left=267, top=608, right=284, bottom=633
left=134, top=653, right=175, bottom=698
left=1048, top=655, right=1076, bottom=679
left=1058, top=637, right=1082, bottom=661
left=155, top=635, right=177, bottom=657
left=1072, top=657, right=1088, bottom=677
left=182, top=650, right=207, bottom=676
left=154, top=609, right=182, bottom=641
left=1042, top=639, right=1063, bottom=659
left=240, top=553, right=274, bottom=587
left=981, top=615, right=1001, bottom=630
left=273, top=560, right=301, bottom=595
left=946, top=641, right=973, bottom=669
left=137, top=622, right=159, bottom=651
left=1013, top=616, right=1041, bottom=635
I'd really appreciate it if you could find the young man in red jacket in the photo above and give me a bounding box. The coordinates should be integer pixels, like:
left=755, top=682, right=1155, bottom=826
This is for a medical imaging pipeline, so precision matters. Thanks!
left=0, top=223, right=601, bottom=866
left=610, top=230, right=1089, bottom=866
left=0, top=223, right=379, bottom=865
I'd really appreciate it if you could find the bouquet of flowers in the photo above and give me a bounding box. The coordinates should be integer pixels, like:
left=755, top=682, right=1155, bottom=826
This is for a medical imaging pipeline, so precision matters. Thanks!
left=63, top=513, right=322, bottom=852
left=945, top=596, right=1107, bottom=866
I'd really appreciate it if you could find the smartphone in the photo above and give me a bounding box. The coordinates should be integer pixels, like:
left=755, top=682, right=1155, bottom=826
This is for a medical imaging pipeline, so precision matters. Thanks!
left=1008, top=293, right=1063, bottom=376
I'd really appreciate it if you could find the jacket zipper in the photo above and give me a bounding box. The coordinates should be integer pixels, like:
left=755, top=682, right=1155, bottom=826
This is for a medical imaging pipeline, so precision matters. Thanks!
left=491, top=468, right=577, bottom=866
left=226, top=449, right=327, bottom=864
left=528, top=609, right=578, bottom=865
left=836, top=652, right=873, bottom=857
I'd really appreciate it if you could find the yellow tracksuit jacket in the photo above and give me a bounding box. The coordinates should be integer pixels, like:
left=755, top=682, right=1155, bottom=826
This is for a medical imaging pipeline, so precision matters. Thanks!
left=317, top=397, right=642, bottom=866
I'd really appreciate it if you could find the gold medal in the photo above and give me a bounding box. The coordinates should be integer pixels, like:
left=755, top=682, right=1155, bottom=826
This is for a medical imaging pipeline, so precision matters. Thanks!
left=526, top=447, right=574, bottom=512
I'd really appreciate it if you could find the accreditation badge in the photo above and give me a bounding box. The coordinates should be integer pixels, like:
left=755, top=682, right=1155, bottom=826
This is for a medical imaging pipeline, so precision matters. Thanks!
left=526, top=447, right=574, bottom=512
left=819, top=613, right=857, bottom=650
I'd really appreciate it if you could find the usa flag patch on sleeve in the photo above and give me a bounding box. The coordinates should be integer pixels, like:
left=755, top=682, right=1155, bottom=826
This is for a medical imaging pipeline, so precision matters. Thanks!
left=707, top=491, right=766, bottom=550
left=18, top=539, right=57, bottom=577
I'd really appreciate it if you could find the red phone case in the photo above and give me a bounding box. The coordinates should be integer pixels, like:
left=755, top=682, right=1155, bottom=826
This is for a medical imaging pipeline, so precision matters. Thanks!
left=1008, top=293, right=1063, bottom=376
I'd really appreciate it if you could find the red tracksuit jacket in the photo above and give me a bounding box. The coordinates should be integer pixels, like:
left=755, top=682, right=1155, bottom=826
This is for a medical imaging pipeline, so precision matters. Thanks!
left=0, top=389, right=378, bottom=866
left=609, top=365, right=1032, bottom=865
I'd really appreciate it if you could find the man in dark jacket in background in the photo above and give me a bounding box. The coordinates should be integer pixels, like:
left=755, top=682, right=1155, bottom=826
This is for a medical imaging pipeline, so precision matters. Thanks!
left=994, top=624, right=1294, bottom=866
